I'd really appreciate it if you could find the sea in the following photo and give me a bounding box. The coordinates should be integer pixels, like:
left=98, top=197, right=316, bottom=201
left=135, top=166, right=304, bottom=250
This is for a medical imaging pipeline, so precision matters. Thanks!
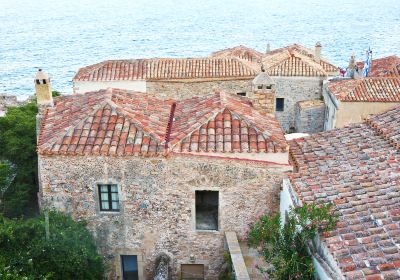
left=1, top=0, right=399, bottom=100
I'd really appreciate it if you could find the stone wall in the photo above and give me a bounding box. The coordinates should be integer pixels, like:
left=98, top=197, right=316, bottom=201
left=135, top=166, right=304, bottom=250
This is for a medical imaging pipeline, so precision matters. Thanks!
left=248, top=89, right=275, bottom=114
left=273, top=77, right=325, bottom=133
left=294, top=100, right=326, bottom=133
left=146, top=79, right=252, bottom=100
left=39, top=154, right=287, bottom=279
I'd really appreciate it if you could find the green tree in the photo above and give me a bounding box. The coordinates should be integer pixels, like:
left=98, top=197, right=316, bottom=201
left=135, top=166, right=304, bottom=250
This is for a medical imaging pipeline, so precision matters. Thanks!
left=248, top=203, right=337, bottom=280
left=0, top=211, right=104, bottom=279
left=0, top=101, right=38, bottom=217
left=52, top=90, right=61, bottom=97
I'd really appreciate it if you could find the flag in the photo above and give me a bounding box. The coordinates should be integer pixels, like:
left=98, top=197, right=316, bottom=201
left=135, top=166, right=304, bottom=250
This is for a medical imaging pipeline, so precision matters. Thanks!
left=363, top=47, right=372, bottom=77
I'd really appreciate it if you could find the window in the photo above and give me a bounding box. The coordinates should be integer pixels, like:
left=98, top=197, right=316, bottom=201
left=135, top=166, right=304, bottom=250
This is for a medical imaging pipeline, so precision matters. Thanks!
left=276, top=98, right=284, bottom=111
left=36, top=79, right=40, bottom=85
left=257, top=85, right=263, bottom=89
left=98, top=184, right=119, bottom=211
left=237, top=92, right=246, bottom=97
left=181, top=264, right=204, bottom=280
left=121, top=255, right=139, bottom=280
left=195, top=191, right=218, bottom=231
left=266, top=85, right=272, bottom=89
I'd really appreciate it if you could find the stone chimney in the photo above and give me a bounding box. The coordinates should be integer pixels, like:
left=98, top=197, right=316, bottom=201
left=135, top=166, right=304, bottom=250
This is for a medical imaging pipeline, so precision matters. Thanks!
left=35, top=69, right=53, bottom=107
left=315, top=42, right=322, bottom=63
left=250, top=67, right=276, bottom=114
left=266, top=43, right=271, bottom=53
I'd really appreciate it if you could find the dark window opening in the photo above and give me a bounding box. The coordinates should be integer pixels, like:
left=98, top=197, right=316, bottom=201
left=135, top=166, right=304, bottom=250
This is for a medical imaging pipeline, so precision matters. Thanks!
left=257, top=85, right=263, bottom=89
left=266, top=85, right=272, bottom=89
left=181, top=264, right=204, bottom=280
left=121, top=255, right=139, bottom=280
left=276, top=98, right=284, bottom=111
left=195, top=191, right=218, bottom=231
left=237, top=92, right=246, bottom=97
left=98, top=184, right=119, bottom=211
left=36, top=79, right=40, bottom=85
left=43, top=79, right=46, bottom=84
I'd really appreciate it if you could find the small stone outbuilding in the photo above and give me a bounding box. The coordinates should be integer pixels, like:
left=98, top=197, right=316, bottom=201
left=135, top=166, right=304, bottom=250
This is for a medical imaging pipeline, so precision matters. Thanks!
left=37, top=84, right=291, bottom=279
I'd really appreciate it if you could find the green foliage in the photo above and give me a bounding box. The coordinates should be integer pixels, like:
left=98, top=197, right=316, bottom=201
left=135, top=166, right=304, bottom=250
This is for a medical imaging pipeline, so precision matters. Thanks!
left=51, top=91, right=61, bottom=97
left=248, top=203, right=338, bottom=280
left=0, top=211, right=105, bottom=279
left=0, top=101, right=38, bottom=217
left=219, top=252, right=234, bottom=280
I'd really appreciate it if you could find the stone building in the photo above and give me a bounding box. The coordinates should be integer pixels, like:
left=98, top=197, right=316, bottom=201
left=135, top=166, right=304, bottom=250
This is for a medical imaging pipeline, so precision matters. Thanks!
left=73, top=57, right=257, bottom=99
left=74, top=43, right=339, bottom=133
left=323, top=76, right=400, bottom=129
left=213, top=43, right=339, bottom=132
left=294, top=99, right=325, bottom=133
left=282, top=105, right=400, bottom=279
left=37, top=71, right=291, bottom=279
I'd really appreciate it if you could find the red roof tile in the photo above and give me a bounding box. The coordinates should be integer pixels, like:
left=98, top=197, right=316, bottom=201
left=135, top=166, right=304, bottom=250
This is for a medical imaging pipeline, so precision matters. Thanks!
left=38, top=89, right=287, bottom=158
left=327, top=77, right=400, bottom=102
left=357, top=55, right=400, bottom=77
left=211, top=45, right=264, bottom=63
left=212, top=44, right=339, bottom=77
left=170, top=93, right=287, bottom=153
left=74, top=58, right=257, bottom=82
left=290, top=106, right=400, bottom=279
left=264, top=44, right=339, bottom=75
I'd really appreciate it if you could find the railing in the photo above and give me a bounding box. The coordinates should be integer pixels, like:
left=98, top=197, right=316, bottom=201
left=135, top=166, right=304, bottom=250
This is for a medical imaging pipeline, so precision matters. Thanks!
left=224, top=231, right=250, bottom=280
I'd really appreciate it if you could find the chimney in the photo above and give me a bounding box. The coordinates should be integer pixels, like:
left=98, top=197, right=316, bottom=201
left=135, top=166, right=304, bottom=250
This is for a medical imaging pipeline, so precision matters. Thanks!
left=315, top=42, right=322, bottom=63
left=250, top=68, right=276, bottom=114
left=35, top=69, right=53, bottom=107
left=266, top=43, right=271, bottom=53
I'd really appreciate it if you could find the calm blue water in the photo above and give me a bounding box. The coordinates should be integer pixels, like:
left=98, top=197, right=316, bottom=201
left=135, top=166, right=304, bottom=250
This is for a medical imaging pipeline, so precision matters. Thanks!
left=1, top=0, right=399, bottom=99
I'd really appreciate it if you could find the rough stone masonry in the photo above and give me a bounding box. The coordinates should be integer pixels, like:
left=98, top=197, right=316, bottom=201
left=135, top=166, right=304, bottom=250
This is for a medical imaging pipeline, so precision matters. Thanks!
left=39, top=155, right=287, bottom=279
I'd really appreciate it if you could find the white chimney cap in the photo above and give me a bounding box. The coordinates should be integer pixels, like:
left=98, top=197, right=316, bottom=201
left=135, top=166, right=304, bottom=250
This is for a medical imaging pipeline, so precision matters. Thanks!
left=35, top=69, right=49, bottom=80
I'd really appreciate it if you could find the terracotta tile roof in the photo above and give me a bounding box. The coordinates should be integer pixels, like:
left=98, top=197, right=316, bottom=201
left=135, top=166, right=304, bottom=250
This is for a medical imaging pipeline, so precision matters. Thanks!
left=327, top=77, right=400, bottom=102
left=366, top=106, right=400, bottom=149
left=265, top=44, right=339, bottom=75
left=289, top=106, right=400, bottom=279
left=73, top=58, right=257, bottom=82
left=38, top=89, right=288, bottom=158
left=357, top=55, right=400, bottom=77
left=170, top=93, right=287, bottom=153
left=211, top=45, right=264, bottom=63
left=265, top=53, right=327, bottom=77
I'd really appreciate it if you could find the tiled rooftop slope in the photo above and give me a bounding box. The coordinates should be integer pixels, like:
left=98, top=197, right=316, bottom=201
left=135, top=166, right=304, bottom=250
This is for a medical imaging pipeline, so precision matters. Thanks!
left=290, top=106, right=400, bottom=279
left=328, top=77, right=400, bottom=102
left=358, top=56, right=400, bottom=77
left=74, top=58, right=257, bottom=82
left=38, top=89, right=287, bottom=157
left=75, top=44, right=340, bottom=83
left=213, top=43, right=339, bottom=77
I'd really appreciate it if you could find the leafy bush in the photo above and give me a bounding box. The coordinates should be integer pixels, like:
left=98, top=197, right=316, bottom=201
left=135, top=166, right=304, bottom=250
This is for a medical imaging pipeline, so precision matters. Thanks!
left=0, top=211, right=104, bottom=279
left=0, top=101, right=38, bottom=217
left=248, top=203, right=337, bottom=280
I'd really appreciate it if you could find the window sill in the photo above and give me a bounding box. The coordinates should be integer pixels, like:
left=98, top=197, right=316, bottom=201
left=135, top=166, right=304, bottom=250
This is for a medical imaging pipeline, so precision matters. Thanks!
left=98, top=211, right=121, bottom=215
left=195, top=229, right=220, bottom=234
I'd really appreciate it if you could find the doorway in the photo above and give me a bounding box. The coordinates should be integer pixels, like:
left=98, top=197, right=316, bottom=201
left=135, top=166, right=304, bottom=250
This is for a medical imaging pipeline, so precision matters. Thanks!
left=121, top=255, right=139, bottom=280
